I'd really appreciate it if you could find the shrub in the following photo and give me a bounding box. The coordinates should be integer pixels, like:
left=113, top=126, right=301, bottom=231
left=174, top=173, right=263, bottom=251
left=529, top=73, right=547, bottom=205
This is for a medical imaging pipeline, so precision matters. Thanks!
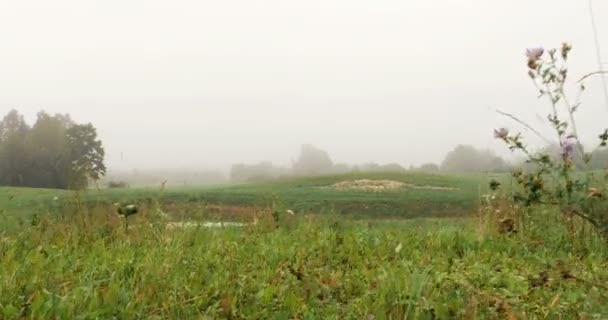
left=108, top=180, right=130, bottom=189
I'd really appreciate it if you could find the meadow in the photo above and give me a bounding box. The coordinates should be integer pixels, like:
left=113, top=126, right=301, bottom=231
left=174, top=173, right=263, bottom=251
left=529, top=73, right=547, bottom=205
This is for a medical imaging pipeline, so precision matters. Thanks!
left=1, top=172, right=607, bottom=319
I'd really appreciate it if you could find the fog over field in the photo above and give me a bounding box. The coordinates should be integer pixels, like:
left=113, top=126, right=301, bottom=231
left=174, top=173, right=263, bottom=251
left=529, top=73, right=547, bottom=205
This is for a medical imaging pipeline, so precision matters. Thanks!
left=1, top=0, right=607, bottom=171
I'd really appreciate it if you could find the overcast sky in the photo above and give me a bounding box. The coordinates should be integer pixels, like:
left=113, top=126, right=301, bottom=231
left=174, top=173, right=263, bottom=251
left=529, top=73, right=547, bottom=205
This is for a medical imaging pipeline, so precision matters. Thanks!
left=1, top=0, right=607, bottom=171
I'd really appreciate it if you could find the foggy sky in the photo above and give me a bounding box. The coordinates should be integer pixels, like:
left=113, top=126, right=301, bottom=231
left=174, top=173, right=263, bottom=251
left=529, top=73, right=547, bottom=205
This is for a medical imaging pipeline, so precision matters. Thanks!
left=1, top=0, right=607, bottom=171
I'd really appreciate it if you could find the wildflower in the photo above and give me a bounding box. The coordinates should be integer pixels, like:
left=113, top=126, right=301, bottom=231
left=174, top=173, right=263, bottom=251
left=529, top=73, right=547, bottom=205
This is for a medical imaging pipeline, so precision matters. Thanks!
left=561, top=137, right=577, bottom=159
left=561, top=42, right=572, bottom=60
left=526, top=47, right=544, bottom=60
left=526, top=47, right=544, bottom=69
left=494, top=128, right=509, bottom=140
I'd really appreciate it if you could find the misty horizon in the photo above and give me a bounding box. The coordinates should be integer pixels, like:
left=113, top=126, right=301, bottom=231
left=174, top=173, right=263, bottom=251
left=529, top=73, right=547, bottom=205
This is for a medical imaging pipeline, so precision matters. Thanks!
left=2, top=1, right=607, bottom=172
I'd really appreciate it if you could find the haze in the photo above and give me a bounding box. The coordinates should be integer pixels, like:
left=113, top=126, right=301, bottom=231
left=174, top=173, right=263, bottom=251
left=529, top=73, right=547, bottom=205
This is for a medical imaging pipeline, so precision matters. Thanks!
left=1, top=0, right=607, bottom=172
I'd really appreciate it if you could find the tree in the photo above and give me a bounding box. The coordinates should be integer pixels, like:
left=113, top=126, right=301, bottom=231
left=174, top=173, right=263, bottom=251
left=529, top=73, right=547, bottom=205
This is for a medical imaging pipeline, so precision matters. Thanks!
left=440, top=145, right=507, bottom=172
left=66, top=124, right=106, bottom=189
left=415, top=163, right=440, bottom=172
left=0, top=110, right=30, bottom=186
left=292, top=144, right=333, bottom=176
left=0, top=109, right=107, bottom=189
left=25, top=112, right=72, bottom=188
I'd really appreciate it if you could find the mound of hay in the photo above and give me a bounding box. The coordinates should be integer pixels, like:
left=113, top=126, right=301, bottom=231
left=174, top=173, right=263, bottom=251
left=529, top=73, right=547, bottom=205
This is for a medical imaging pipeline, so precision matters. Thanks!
left=327, top=179, right=406, bottom=192
left=325, top=179, right=458, bottom=192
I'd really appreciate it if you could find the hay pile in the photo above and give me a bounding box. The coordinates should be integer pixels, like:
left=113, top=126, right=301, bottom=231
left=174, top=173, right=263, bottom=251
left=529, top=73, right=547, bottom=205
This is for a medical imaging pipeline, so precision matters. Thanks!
left=325, top=179, right=458, bottom=192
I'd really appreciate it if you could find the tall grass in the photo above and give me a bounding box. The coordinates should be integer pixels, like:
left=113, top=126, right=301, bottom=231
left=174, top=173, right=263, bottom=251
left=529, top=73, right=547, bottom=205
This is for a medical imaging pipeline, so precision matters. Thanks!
left=1, top=205, right=606, bottom=319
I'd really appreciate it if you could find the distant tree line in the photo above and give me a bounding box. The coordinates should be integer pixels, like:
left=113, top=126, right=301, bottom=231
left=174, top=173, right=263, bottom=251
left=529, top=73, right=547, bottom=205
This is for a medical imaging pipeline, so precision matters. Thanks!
left=230, top=144, right=411, bottom=182
left=439, top=144, right=508, bottom=173
left=518, top=143, right=608, bottom=171
left=0, top=109, right=106, bottom=189
left=104, top=169, right=227, bottom=188
left=434, top=143, right=608, bottom=173
left=230, top=141, right=608, bottom=182
left=230, top=161, right=292, bottom=182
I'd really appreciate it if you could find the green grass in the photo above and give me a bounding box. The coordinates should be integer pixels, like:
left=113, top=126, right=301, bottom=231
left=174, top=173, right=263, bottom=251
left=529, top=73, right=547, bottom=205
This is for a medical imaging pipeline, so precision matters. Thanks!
left=0, top=212, right=606, bottom=319
left=1, top=172, right=508, bottom=220
left=0, top=187, right=68, bottom=217
left=1, top=172, right=606, bottom=318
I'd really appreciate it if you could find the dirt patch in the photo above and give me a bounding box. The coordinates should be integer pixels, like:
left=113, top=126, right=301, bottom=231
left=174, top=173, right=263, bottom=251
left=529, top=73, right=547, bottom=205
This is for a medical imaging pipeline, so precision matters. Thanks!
left=324, top=179, right=458, bottom=192
left=166, top=221, right=249, bottom=230
left=160, top=202, right=272, bottom=222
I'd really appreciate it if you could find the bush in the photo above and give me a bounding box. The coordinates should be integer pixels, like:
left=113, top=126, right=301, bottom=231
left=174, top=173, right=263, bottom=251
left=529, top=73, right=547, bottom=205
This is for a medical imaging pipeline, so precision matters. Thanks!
left=108, top=180, right=129, bottom=189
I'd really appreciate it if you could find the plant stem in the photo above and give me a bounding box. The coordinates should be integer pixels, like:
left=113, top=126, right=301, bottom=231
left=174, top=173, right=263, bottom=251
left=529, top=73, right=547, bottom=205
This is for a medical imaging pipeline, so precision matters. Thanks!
left=495, top=109, right=553, bottom=145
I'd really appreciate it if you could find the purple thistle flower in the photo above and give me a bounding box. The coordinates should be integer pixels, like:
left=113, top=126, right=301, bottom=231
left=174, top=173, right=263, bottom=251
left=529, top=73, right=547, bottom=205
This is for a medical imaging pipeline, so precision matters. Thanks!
left=561, top=137, right=577, bottom=158
left=526, top=47, right=544, bottom=69
left=494, top=128, right=509, bottom=140
left=526, top=47, right=544, bottom=60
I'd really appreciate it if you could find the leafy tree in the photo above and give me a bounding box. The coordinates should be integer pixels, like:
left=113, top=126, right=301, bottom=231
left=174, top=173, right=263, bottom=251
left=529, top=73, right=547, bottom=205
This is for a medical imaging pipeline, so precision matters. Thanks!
left=25, top=112, right=72, bottom=188
left=0, top=109, right=106, bottom=189
left=292, top=144, right=333, bottom=176
left=0, top=110, right=30, bottom=186
left=66, top=124, right=106, bottom=189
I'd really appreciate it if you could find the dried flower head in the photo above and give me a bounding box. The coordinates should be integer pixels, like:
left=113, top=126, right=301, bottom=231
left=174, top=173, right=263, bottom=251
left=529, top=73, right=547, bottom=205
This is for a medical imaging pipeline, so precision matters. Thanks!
left=494, top=127, right=509, bottom=140
left=561, top=42, right=572, bottom=60
left=526, top=47, right=544, bottom=69
left=599, top=129, right=608, bottom=147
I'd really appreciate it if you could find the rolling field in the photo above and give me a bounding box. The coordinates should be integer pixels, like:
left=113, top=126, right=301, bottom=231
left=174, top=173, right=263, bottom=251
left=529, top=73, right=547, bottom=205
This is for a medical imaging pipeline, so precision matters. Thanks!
left=1, top=172, right=607, bottom=319
left=1, top=172, right=509, bottom=220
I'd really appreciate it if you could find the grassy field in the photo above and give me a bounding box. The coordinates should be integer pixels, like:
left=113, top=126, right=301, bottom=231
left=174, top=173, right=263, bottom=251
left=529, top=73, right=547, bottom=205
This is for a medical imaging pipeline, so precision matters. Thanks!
left=1, top=171, right=510, bottom=220
left=1, top=172, right=607, bottom=319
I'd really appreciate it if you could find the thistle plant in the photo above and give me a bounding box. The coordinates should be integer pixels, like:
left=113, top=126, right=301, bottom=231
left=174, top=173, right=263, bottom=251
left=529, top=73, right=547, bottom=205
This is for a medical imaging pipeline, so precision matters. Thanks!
left=495, top=43, right=608, bottom=241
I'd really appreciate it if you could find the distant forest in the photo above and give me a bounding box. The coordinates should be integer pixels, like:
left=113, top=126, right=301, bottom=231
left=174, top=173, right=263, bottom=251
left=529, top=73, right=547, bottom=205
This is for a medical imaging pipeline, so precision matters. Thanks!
left=0, top=109, right=105, bottom=189
left=228, top=143, right=608, bottom=183
left=3, top=108, right=607, bottom=189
